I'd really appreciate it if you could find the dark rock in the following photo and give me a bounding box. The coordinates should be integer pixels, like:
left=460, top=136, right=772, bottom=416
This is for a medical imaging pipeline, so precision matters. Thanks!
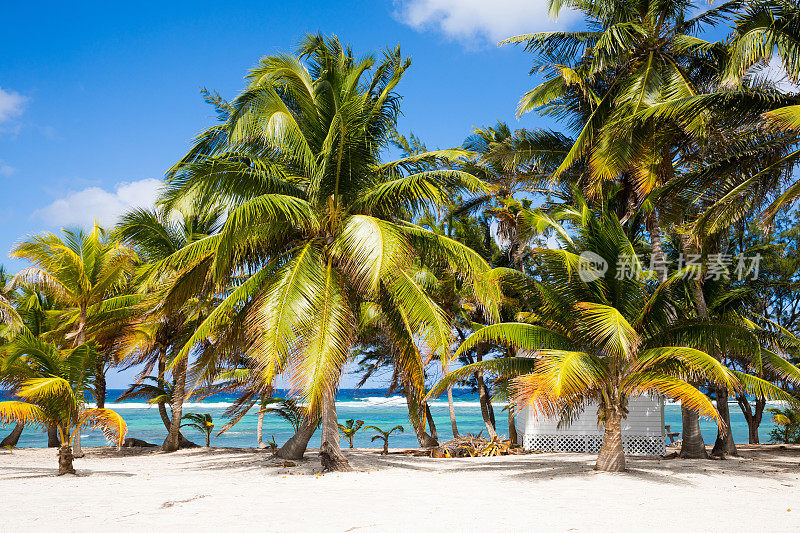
left=123, top=437, right=158, bottom=448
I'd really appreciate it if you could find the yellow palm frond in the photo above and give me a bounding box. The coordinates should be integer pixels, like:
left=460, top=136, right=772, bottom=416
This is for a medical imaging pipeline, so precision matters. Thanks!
left=76, top=408, right=128, bottom=447
left=17, top=377, right=74, bottom=403
left=623, top=373, right=722, bottom=428
left=0, top=401, right=51, bottom=430
left=576, top=302, right=640, bottom=358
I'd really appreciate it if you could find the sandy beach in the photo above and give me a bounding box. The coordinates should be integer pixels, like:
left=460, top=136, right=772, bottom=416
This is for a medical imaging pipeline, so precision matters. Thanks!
left=1, top=445, right=799, bottom=532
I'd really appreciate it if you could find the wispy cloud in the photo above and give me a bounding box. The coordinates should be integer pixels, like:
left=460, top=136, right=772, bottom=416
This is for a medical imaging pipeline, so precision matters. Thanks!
left=33, top=178, right=162, bottom=228
left=0, top=87, right=27, bottom=123
left=394, top=0, right=574, bottom=44
left=0, top=161, right=14, bottom=177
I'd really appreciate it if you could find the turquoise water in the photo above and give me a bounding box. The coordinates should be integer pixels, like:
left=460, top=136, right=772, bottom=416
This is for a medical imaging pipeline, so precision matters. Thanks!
left=2, top=389, right=781, bottom=449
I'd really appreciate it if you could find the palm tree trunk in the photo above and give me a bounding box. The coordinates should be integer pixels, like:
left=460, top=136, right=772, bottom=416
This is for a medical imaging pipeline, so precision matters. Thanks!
left=162, top=357, right=187, bottom=452
left=679, top=404, right=709, bottom=458
left=72, top=423, right=83, bottom=457
left=58, top=445, right=75, bottom=475
left=1, top=423, right=24, bottom=448
left=73, top=305, right=87, bottom=458
left=156, top=351, right=171, bottom=431
left=95, top=359, right=106, bottom=409
left=404, top=392, right=438, bottom=447
left=319, top=385, right=352, bottom=472
left=475, top=346, right=498, bottom=438
left=47, top=425, right=59, bottom=447
left=646, top=212, right=669, bottom=283
left=276, top=416, right=317, bottom=459
left=711, top=385, right=738, bottom=457
left=679, top=276, right=710, bottom=459
left=425, top=403, right=438, bottom=442
left=447, top=384, right=459, bottom=438
left=508, top=408, right=518, bottom=445
left=257, top=408, right=266, bottom=449
left=737, top=393, right=765, bottom=444
left=596, top=407, right=625, bottom=472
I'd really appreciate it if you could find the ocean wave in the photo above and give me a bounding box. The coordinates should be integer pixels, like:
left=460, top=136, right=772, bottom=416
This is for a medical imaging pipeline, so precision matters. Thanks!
left=98, top=397, right=507, bottom=410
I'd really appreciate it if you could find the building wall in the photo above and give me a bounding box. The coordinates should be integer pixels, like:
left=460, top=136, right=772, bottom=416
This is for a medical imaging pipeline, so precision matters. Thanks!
left=517, top=395, right=666, bottom=456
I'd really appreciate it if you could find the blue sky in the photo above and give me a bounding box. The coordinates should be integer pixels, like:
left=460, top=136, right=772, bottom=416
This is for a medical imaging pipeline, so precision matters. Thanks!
left=1, top=0, right=580, bottom=388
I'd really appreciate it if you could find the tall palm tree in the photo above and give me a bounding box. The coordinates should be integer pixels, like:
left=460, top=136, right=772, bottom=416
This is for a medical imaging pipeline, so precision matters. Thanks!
left=432, top=205, right=792, bottom=471
left=10, top=224, right=137, bottom=455
left=113, top=205, right=223, bottom=451
left=157, top=35, right=498, bottom=470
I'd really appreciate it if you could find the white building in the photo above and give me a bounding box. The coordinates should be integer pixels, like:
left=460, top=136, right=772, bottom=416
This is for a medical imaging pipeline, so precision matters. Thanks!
left=516, top=395, right=666, bottom=456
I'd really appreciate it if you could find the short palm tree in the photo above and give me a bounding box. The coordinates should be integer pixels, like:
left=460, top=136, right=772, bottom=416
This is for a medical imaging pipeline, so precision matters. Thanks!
left=118, top=376, right=174, bottom=431
left=432, top=206, right=764, bottom=472
left=0, top=337, right=126, bottom=474
left=182, top=413, right=214, bottom=447
left=768, top=406, right=800, bottom=443
left=337, top=419, right=365, bottom=449
left=365, top=425, right=404, bottom=455
left=158, top=35, right=498, bottom=471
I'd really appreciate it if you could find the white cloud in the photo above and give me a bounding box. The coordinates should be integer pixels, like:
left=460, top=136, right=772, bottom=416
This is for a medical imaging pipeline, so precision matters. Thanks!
left=0, top=87, right=27, bottom=122
left=34, top=178, right=162, bottom=228
left=0, top=161, right=14, bottom=177
left=394, top=0, right=574, bottom=43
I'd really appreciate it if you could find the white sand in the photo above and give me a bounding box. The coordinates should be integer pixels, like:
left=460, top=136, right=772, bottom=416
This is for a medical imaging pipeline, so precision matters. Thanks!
left=1, top=445, right=799, bottom=532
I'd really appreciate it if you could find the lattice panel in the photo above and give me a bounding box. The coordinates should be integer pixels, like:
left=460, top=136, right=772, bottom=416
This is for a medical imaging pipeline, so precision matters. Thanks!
left=523, top=433, right=665, bottom=456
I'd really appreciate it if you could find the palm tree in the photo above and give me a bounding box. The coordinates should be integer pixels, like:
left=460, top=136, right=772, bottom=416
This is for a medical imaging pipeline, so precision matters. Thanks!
left=113, top=206, right=223, bottom=451
left=10, top=224, right=137, bottom=455
left=768, top=406, right=800, bottom=443
left=181, top=413, right=214, bottom=447
left=430, top=205, right=791, bottom=471
left=337, top=419, right=365, bottom=449
left=118, top=376, right=174, bottom=431
left=0, top=337, right=126, bottom=474
left=365, top=425, right=404, bottom=455
left=158, top=35, right=498, bottom=471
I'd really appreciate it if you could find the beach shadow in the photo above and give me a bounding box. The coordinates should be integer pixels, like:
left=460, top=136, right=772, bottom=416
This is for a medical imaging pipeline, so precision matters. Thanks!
left=0, top=465, right=136, bottom=479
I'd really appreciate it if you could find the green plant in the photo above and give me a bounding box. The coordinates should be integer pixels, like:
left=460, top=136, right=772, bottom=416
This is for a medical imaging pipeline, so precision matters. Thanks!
left=182, top=413, right=214, bottom=447
left=337, top=419, right=365, bottom=449
left=364, top=425, right=404, bottom=454
left=768, top=407, right=800, bottom=444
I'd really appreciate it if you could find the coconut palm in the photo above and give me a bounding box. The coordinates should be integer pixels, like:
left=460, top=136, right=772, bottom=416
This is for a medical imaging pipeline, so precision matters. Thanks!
left=181, top=412, right=214, bottom=447
left=0, top=336, right=126, bottom=474
left=118, top=376, right=174, bottom=431
left=10, top=224, right=137, bottom=455
left=337, top=419, right=364, bottom=449
left=365, top=425, right=404, bottom=455
left=430, top=205, right=797, bottom=471
left=113, top=206, right=223, bottom=451
left=157, top=35, right=498, bottom=471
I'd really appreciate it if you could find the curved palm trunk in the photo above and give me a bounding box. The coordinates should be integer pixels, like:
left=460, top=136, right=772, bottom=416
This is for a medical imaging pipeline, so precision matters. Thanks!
left=276, top=416, right=317, bottom=459
left=319, top=386, right=351, bottom=472
left=404, top=393, right=438, bottom=447
left=508, top=409, right=518, bottom=445
left=737, top=393, right=765, bottom=444
left=162, top=357, right=187, bottom=452
left=425, top=404, right=438, bottom=442
left=596, top=408, right=625, bottom=472
left=447, top=385, right=459, bottom=438
left=711, top=385, right=738, bottom=457
left=1, top=423, right=24, bottom=448
left=58, top=445, right=75, bottom=476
